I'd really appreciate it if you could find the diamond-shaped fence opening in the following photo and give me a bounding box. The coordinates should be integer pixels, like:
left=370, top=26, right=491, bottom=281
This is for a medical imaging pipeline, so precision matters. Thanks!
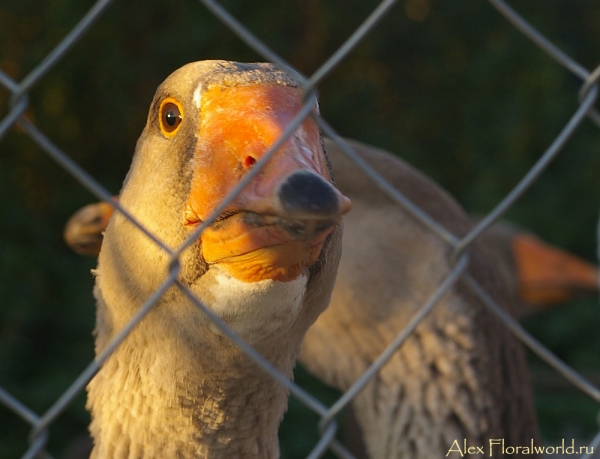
left=1, top=1, right=600, bottom=458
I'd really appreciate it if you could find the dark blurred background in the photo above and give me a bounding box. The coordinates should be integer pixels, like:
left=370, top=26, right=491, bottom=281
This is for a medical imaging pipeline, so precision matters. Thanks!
left=1, top=0, right=600, bottom=457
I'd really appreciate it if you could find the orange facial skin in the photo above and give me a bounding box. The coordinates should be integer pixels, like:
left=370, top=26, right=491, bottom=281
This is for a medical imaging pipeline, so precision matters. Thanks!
left=184, top=84, right=348, bottom=283
left=513, top=233, right=599, bottom=306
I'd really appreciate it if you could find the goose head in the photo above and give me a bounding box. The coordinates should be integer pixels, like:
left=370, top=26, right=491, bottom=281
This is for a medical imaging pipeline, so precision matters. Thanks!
left=96, top=60, right=350, bottom=342
left=88, top=61, right=349, bottom=458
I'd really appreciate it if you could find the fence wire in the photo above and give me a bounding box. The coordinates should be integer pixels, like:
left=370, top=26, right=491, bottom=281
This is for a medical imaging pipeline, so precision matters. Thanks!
left=1, top=0, right=599, bottom=458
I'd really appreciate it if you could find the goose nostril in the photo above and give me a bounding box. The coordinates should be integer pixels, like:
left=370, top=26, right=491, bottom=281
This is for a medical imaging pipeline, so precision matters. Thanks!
left=243, top=155, right=257, bottom=168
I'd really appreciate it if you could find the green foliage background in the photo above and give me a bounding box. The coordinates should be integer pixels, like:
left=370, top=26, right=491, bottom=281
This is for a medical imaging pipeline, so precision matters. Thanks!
left=1, top=0, right=600, bottom=457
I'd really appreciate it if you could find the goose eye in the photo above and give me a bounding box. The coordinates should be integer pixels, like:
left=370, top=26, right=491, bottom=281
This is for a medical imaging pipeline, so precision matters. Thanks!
left=159, top=99, right=183, bottom=136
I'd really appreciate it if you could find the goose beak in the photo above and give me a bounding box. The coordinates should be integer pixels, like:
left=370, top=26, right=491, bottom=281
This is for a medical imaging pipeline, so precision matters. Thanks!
left=513, top=233, right=599, bottom=306
left=64, top=200, right=115, bottom=256
left=184, top=84, right=351, bottom=283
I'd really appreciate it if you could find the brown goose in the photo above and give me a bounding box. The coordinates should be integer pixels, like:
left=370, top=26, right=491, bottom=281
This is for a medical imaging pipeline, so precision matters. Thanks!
left=86, top=60, right=350, bottom=458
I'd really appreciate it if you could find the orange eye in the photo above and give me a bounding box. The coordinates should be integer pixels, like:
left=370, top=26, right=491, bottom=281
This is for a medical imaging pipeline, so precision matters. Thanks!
left=159, top=98, right=183, bottom=136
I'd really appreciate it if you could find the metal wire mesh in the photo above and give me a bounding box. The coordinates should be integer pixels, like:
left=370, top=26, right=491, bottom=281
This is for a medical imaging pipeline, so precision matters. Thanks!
left=1, top=0, right=599, bottom=457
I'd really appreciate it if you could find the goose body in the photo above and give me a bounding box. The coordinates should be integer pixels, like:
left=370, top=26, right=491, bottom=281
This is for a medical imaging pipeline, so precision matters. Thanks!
left=300, top=139, right=541, bottom=458
left=87, top=61, right=349, bottom=458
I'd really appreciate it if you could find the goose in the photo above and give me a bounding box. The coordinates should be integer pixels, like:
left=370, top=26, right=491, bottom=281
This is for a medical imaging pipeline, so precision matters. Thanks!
left=86, top=60, right=351, bottom=458
left=298, top=138, right=542, bottom=458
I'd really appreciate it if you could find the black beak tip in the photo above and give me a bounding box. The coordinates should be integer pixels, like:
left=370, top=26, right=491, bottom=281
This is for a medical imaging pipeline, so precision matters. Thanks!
left=278, top=170, right=342, bottom=217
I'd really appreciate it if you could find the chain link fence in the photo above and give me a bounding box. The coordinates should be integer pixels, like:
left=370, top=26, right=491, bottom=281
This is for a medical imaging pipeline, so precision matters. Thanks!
left=1, top=0, right=600, bottom=457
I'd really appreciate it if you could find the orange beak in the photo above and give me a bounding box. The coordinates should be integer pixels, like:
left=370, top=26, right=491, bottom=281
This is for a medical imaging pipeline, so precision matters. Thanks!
left=64, top=199, right=116, bottom=256
left=184, top=84, right=351, bottom=283
left=513, top=233, right=599, bottom=307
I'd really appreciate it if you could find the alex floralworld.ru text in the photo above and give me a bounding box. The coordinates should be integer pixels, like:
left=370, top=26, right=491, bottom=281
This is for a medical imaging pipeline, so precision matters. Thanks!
left=446, top=438, right=594, bottom=457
